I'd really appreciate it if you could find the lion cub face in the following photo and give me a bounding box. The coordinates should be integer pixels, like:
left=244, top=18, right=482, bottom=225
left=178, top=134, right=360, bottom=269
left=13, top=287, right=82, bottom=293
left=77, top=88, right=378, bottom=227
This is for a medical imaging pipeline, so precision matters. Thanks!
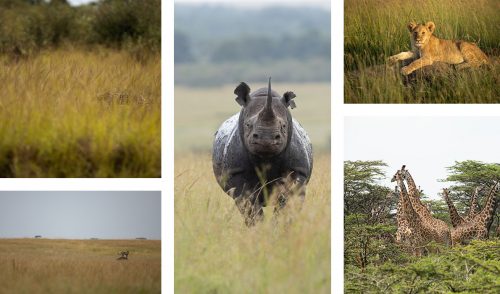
left=408, top=21, right=435, bottom=48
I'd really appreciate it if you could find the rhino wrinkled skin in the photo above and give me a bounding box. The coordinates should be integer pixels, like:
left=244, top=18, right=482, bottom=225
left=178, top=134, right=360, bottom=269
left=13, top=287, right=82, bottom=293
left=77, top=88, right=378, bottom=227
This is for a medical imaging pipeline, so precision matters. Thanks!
left=212, top=79, right=313, bottom=226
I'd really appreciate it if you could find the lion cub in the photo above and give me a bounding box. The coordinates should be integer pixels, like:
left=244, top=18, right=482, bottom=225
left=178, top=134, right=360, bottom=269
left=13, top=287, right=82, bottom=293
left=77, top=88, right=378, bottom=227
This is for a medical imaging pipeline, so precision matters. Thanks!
left=389, top=21, right=489, bottom=75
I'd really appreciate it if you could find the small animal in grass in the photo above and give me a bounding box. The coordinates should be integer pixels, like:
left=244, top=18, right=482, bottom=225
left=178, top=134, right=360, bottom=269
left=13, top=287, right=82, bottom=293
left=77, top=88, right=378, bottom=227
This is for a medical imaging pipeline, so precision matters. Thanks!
left=117, top=250, right=129, bottom=260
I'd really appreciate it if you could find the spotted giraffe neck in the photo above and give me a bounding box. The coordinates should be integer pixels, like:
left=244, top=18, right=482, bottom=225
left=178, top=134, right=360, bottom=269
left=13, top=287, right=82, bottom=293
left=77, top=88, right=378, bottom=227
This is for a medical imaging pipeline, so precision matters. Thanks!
left=395, top=172, right=420, bottom=223
left=402, top=169, right=431, bottom=217
left=466, top=186, right=481, bottom=219
left=474, top=182, right=498, bottom=226
left=442, top=188, right=465, bottom=227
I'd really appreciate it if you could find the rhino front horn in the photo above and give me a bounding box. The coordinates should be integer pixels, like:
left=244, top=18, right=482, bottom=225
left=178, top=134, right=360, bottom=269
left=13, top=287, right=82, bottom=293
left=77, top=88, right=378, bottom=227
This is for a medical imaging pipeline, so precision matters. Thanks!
left=260, top=77, right=275, bottom=121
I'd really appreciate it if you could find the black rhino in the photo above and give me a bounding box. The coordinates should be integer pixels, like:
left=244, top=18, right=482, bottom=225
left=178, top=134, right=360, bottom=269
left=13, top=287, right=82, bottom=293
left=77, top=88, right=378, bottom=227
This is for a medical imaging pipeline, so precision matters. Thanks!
left=212, top=78, right=313, bottom=226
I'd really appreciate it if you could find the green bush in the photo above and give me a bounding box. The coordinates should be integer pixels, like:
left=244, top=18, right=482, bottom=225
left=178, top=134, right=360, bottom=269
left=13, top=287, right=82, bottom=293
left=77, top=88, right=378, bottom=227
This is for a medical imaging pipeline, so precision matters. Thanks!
left=345, top=240, right=500, bottom=293
left=0, top=0, right=160, bottom=56
left=92, top=0, right=160, bottom=51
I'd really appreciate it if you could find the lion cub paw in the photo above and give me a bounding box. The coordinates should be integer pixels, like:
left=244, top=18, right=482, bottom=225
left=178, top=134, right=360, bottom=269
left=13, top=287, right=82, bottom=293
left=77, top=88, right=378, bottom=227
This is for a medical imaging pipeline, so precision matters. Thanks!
left=401, top=66, right=412, bottom=76
left=388, top=55, right=399, bottom=64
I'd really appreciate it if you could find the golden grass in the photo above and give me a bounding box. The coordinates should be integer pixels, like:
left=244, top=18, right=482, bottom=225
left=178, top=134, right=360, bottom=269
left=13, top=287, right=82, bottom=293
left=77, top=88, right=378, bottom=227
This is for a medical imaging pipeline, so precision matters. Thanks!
left=0, top=238, right=161, bottom=293
left=0, top=49, right=161, bottom=177
left=174, top=153, right=331, bottom=293
left=174, top=83, right=331, bottom=152
left=344, top=0, right=500, bottom=103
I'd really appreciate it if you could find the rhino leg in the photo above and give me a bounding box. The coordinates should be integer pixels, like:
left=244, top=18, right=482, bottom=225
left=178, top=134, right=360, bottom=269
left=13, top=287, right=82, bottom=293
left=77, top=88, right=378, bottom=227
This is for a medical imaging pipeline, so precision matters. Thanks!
left=234, top=192, right=264, bottom=227
left=273, top=174, right=307, bottom=215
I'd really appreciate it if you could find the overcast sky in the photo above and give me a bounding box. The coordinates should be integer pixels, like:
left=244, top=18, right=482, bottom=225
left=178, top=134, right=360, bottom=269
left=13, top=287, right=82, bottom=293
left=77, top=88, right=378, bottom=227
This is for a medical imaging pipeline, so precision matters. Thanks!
left=345, top=117, right=500, bottom=200
left=69, top=0, right=330, bottom=9
left=68, top=0, right=97, bottom=5
left=175, top=0, right=330, bottom=9
left=0, top=191, right=161, bottom=239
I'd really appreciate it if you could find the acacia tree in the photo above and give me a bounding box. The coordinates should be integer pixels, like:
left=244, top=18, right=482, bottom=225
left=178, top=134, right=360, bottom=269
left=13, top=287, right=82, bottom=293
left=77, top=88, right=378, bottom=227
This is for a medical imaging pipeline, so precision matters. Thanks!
left=344, top=161, right=405, bottom=268
left=441, top=160, right=500, bottom=236
left=344, top=160, right=394, bottom=217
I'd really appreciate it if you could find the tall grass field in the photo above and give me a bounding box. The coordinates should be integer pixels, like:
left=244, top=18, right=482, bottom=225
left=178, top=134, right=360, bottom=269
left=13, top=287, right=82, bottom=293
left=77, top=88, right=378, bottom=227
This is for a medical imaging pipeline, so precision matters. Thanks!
left=0, top=50, right=161, bottom=177
left=175, top=153, right=331, bottom=293
left=0, top=238, right=161, bottom=293
left=345, top=0, right=499, bottom=103
left=175, top=82, right=331, bottom=293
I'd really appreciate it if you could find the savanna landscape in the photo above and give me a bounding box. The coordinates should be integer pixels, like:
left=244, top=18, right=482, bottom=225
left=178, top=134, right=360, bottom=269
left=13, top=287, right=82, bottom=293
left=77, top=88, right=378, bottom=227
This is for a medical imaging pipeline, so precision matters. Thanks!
left=175, top=3, right=331, bottom=290
left=175, top=83, right=331, bottom=293
left=344, top=160, right=500, bottom=292
left=344, top=0, right=499, bottom=103
left=0, top=238, right=161, bottom=293
left=0, top=0, right=160, bottom=177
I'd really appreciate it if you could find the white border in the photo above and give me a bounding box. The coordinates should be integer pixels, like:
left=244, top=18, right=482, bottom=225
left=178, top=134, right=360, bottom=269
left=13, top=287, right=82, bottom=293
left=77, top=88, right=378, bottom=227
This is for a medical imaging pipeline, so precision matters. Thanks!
left=331, top=0, right=343, bottom=293
left=163, top=0, right=174, bottom=292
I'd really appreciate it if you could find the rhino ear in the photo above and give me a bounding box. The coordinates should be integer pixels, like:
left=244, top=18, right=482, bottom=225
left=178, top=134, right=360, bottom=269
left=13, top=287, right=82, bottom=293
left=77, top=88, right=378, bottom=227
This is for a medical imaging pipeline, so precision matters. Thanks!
left=282, top=91, right=297, bottom=109
left=234, top=82, right=250, bottom=106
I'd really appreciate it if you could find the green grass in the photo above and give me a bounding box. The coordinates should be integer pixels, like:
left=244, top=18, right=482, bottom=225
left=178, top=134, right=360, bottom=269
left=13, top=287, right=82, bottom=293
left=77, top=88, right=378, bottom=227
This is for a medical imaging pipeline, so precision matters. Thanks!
left=175, top=153, right=331, bottom=293
left=344, top=0, right=500, bottom=103
left=0, top=49, right=160, bottom=177
left=0, top=238, right=161, bottom=293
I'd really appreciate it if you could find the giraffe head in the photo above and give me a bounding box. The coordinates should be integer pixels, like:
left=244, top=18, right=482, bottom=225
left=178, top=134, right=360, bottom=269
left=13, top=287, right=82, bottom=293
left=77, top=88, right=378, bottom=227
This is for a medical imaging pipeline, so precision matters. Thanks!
left=391, top=165, right=406, bottom=182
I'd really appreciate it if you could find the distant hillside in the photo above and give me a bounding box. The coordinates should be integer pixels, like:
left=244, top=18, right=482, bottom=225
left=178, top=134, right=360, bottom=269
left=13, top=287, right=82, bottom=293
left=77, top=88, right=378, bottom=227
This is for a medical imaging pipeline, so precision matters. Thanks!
left=175, top=4, right=329, bottom=40
left=175, top=4, right=330, bottom=61
left=174, top=4, right=331, bottom=86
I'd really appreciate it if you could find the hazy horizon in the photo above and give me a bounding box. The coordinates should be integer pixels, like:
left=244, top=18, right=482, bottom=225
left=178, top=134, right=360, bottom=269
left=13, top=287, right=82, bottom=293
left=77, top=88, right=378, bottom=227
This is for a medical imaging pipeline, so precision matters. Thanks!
left=0, top=191, right=161, bottom=240
left=175, top=0, right=330, bottom=10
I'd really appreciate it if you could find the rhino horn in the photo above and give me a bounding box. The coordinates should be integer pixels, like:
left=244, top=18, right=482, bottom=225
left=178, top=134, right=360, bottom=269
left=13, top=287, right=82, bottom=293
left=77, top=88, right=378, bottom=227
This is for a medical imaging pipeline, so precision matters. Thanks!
left=260, top=77, right=275, bottom=121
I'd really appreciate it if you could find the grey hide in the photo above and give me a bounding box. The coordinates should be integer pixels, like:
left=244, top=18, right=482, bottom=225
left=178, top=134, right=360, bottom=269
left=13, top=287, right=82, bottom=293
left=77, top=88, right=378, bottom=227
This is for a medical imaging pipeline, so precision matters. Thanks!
left=212, top=80, right=313, bottom=226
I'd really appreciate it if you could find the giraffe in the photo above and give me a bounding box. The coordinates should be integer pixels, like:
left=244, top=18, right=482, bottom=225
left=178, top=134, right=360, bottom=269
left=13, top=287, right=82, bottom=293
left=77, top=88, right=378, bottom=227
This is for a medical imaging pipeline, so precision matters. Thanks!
left=391, top=174, right=412, bottom=244
left=466, top=186, right=482, bottom=220
left=391, top=169, right=428, bottom=256
left=451, top=182, right=499, bottom=245
left=443, top=186, right=483, bottom=227
left=400, top=166, right=452, bottom=246
left=442, top=188, right=466, bottom=227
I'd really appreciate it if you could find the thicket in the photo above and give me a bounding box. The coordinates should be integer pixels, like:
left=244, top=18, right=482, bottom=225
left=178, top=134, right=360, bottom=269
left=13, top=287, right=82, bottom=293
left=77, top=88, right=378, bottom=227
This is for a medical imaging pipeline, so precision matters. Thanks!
left=344, top=160, right=500, bottom=292
left=0, top=0, right=160, bottom=57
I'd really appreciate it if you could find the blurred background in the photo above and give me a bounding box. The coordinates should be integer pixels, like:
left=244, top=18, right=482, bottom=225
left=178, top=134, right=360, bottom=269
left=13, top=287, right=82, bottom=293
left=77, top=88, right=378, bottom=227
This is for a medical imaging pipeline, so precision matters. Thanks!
left=174, top=0, right=331, bottom=153
left=0, top=0, right=160, bottom=59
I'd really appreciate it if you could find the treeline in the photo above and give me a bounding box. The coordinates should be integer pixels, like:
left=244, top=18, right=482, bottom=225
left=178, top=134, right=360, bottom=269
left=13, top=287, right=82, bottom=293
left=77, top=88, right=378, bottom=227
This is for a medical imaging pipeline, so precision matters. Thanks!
left=175, top=29, right=330, bottom=64
left=174, top=4, right=330, bottom=64
left=344, top=160, right=500, bottom=292
left=0, top=0, right=160, bottom=57
left=174, top=4, right=330, bottom=86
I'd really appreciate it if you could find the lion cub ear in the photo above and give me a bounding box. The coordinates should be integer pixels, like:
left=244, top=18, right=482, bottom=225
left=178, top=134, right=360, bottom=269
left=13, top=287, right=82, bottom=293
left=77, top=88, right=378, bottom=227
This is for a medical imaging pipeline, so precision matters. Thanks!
left=407, top=21, right=417, bottom=32
left=426, top=21, right=435, bottom=33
